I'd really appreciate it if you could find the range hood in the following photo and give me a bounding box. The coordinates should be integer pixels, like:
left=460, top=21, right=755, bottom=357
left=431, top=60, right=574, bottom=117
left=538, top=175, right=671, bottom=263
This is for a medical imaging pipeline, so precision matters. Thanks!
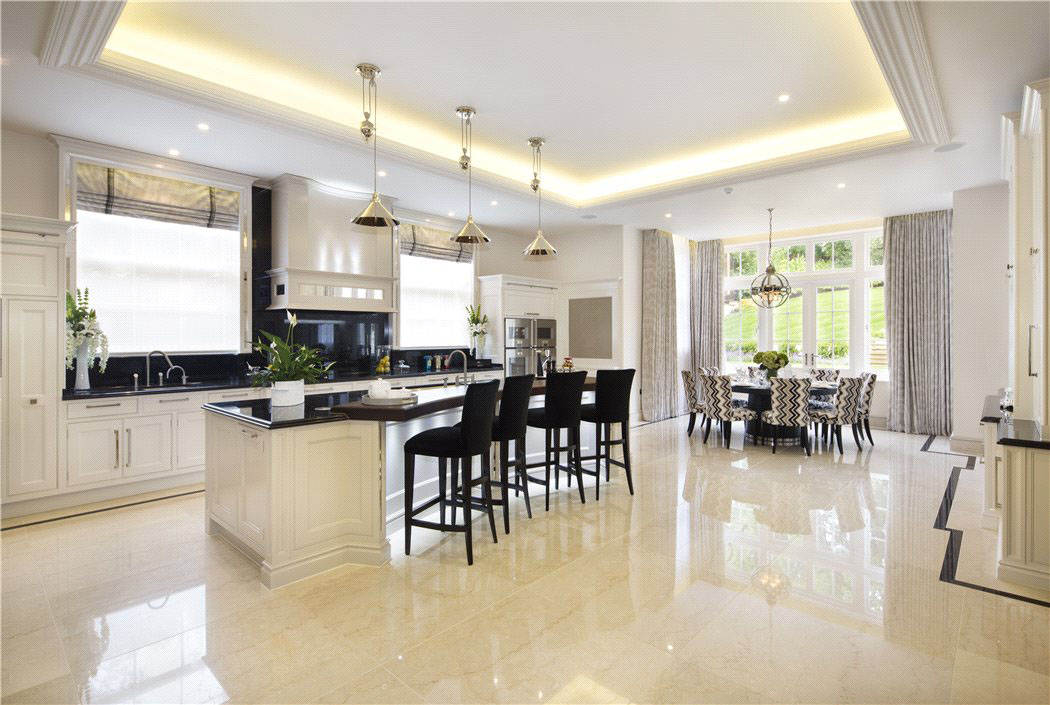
left=267, top=174, right=398, bottom=313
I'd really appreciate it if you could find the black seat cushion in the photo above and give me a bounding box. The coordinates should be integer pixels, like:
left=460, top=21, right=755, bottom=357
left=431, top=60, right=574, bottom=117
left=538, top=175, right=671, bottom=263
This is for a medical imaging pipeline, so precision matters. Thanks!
left=453, top=418, right=519, bottom=442
left=404, top=426, right=467, bottom=458
left=527, top=407, right=567, bottom=429
left=580, top=403, right=597, bottom=422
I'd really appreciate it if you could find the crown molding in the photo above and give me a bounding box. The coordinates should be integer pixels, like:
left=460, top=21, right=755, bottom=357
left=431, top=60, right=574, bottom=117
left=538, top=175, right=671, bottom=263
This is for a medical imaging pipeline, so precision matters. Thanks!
left=852, top=0, right=950, bottom=145
left=40, top=1, right=125, bottom=67
left=1, top=213, right=76, bottom=237
left=1020, top=78, right=1049, bottom=138
left=269, top=173, right=397, bottom=205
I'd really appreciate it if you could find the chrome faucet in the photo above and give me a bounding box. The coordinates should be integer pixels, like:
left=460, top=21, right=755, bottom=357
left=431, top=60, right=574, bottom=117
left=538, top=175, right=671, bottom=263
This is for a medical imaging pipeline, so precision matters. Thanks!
left=167, top=365, right=188, bottom=385
left=448, top=349, right=472, bottom=386
left=145, top=350, right=174, bottom=387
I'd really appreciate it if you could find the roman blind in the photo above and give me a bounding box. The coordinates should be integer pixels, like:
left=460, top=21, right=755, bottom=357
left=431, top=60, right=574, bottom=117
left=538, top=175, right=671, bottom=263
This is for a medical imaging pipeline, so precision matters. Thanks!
left=399, top=224, right=473, bottom=263
left=75, top=163, right=240, bottom=231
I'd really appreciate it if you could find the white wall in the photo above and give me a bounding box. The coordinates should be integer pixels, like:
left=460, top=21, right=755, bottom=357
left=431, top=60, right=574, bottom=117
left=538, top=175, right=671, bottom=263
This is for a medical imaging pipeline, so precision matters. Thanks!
left=477, top=225, right=624, bottom=282
left=951, top=182, right=1011, bottom=443
left=1, top=127, right=58, bottom=218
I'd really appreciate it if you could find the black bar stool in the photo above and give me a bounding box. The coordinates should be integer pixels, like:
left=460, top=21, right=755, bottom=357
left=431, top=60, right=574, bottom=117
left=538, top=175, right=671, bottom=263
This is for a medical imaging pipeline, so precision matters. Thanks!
left=525, top=370, right=588, bottom=510
left=404, top=379, right=500, bottom=565
left=580, top=368, right=636, bottom=498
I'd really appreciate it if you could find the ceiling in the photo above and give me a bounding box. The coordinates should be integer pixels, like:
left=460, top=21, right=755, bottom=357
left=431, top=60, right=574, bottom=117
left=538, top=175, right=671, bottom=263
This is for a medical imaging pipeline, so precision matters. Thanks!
left=105, top=1, right=905, bottom=202
left=0, top=1, right=1047, bottom=240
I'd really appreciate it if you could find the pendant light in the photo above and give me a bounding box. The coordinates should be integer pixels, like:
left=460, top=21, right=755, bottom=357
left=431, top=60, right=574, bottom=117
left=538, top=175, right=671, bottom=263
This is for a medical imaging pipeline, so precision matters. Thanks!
left=352, top=63, right=399, bottom=228
left=750, top=208, right=791, bottom=308
left=452, top=107, right=489, bottom=244
left=523, top=137, right=557, bottom=256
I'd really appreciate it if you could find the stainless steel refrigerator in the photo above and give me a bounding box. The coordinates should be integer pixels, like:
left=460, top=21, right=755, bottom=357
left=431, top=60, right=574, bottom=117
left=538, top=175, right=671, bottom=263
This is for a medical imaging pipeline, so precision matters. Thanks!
left=504, top=317, right=557, bottom=377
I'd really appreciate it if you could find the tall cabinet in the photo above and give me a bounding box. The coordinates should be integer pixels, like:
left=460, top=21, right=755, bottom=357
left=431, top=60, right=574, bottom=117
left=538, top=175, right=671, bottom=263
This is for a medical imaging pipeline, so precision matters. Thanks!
left=1, top=215, right=73, bottom=499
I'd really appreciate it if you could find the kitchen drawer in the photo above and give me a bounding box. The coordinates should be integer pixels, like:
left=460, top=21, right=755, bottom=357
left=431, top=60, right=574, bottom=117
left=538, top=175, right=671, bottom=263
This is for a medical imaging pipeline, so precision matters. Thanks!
left=207, top=388, right=262, bottom=403
left=305, top=382, right=357, bottom=395
left=139, top=391, right=206, bottom=414
left=66, top=397, right=139, bottom=419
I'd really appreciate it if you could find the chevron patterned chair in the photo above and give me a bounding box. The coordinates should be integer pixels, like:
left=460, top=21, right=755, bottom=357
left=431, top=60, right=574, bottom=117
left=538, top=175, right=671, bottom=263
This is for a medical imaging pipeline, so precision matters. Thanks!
left=682, top=367, right=720, bottom=437
left=857, top=372, right=878, bottom=445
left=760, top=377, right=812, bottom=456
left=810, top=376, right=866, bottom=454
left=807, top=368, right=838, bottom=414
left=701, top=374, right=756, bottom=448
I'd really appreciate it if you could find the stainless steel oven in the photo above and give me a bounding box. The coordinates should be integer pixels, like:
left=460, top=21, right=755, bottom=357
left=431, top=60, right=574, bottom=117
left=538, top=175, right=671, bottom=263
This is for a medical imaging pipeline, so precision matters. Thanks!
left=503, top=317, right=557, bottom=377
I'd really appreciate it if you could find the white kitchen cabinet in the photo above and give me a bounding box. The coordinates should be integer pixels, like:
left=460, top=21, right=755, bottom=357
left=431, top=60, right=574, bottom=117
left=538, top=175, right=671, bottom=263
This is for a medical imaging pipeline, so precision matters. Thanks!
left=999, top=443, right=1050, bottom=589
left=123, top=414, right=173, bottom=477
left=477, top=275, right=561, bottom=362
left=209, top=418, right=243, bottom=528
left=1, top=241, right=59, bottom=297
left=239, top=427, right=269, bottom=549
left=5, top=299, right=60, bottom=496
left=504, top=284, right=557, bottom=318
left=66, top=418, right=123, bottom=487
left=176, top=411, right=206, bottom=469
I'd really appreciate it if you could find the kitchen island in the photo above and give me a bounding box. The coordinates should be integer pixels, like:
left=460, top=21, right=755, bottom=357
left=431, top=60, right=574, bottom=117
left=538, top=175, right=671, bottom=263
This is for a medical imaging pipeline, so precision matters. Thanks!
left=203, top=378, right=596, bottom=587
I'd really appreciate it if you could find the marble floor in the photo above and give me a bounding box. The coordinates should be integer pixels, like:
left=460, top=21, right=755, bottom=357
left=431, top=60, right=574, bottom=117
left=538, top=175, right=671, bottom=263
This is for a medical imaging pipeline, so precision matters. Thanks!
left=2, top=417, right=1047, bottom=704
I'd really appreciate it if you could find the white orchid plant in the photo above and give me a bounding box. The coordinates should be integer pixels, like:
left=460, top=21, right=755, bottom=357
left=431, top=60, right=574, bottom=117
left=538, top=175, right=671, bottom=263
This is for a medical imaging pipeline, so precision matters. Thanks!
left=466, top=304, right=489, bottom=348
left=65, top=289, right=109, bottom=373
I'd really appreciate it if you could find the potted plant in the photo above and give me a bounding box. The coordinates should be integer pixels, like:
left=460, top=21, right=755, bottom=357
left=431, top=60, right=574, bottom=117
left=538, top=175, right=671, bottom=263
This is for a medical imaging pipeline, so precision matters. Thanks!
left=752, top=350, right=789, bottom=378
left=252, top=313, right=333, bottom=406
left=65, top=289, right=109, bottom=391
left=466, top=304, right=489, bottom=358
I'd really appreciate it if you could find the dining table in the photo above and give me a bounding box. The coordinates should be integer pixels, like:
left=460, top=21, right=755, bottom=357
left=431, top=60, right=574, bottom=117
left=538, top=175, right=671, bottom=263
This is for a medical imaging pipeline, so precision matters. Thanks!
left=731, top=379, right=838, bottom=446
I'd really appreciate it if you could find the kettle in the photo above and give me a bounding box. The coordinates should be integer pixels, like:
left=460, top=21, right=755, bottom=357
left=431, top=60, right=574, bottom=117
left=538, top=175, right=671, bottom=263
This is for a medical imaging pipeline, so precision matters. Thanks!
left=367, top=378, right=391, bottom=399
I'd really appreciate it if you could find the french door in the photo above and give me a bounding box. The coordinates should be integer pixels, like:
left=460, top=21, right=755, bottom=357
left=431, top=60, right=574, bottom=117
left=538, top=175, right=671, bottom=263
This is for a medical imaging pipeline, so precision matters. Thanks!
left=768, top=281, right=854, bottom=372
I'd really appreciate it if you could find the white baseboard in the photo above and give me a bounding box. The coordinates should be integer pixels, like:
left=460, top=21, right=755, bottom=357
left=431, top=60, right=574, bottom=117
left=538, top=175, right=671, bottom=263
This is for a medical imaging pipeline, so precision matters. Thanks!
left=2, top=472, right=204, bottom=519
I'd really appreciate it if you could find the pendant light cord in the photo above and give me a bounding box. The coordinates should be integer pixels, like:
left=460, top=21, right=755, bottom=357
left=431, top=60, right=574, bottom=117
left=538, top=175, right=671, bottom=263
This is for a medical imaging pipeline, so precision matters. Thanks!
left=534, top=142, right=542, bottom=231
left=462, top=114, right=473, bottom=215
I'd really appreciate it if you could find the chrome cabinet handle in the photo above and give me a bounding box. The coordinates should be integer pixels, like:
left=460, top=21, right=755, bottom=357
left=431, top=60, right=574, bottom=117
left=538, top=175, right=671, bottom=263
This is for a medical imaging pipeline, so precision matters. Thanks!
left=126, top=429, right=131, bottom=467
left=86, top=402, right=121, bottom=409
left=994, top=456, right=1002, bottom=509
left=1029, top=325, right=1038, bottom=377
left=114, top=429, right=119, bottom=469
left=159, top=397, right=190, bottom=403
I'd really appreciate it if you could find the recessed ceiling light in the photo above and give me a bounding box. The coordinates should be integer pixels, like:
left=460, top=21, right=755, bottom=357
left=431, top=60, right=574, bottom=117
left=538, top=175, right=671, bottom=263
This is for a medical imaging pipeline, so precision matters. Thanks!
left=581, top=214, right=597, bottom=219
left=778, top=94, right=790, bottom=103
left=378, top=170, right=387, bottom=177
left=197, top=122, right=209, bottom=131
left=490, top=200, right=498, bottom=206
left=447, top=211, right=455, bottom=217
left=933, top=142, right=965, bottom=153
left=168, top=148, right=180, bottom=156
left=837, top=183, right=846, bottom=189
left=664, top=213, right=672, bottom=218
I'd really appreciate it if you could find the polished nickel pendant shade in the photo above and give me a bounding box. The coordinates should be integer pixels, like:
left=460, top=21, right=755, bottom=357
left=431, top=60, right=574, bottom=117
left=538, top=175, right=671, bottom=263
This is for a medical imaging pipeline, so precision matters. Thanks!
left=522, top=137, right=557, bottom=257
left=451, top=107, right=487, bottom=244
left=352, top=63, right=399, bottom=228
left=750, top=208, right=790, bottom=308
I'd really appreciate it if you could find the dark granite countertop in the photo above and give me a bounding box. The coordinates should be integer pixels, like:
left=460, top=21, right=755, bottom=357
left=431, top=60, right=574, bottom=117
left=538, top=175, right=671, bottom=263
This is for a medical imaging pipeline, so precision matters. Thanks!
left=62, top=364, right=503, bottom=401
left=204, top=375, right=596, bottom=429
left=997, top=417, right=1050, bottom=450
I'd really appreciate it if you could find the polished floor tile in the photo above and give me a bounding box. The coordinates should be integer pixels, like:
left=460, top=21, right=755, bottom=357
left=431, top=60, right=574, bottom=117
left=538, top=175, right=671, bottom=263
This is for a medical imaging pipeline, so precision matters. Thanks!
left=2, top=417, right=1047, bottom=704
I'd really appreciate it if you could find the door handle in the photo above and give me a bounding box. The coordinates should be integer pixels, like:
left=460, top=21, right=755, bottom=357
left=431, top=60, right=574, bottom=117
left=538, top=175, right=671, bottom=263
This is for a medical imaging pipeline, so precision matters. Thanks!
left=126, top=429, right=131, bottom=467
left=114, top=429, right=119, bottom=469
left=86, top=402, right=121, bottom=409
left=159, top=397, right=190, bottom=403
left=1028, top=325, right=1038, bottom=377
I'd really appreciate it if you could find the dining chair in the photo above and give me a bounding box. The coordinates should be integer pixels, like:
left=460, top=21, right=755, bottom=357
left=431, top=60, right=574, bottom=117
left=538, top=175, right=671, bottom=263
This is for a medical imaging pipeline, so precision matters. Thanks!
left=682, top=366, right=719, bottom=436
left=701, top=375, right=757, bottom=448
left=760, top=377, right=812, bottom=456
left=857, top=372, right=877, bottom=445
left=809, top=368, right=841, bottom=382
left=810, top=376, right=866, bottom=454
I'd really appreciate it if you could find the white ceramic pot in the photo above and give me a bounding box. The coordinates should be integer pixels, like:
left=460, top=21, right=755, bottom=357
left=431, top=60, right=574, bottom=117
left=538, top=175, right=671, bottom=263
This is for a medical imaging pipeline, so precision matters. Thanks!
left=74, top=341, right=91, bottom=391
left=272, top=379, right=305, bottom=407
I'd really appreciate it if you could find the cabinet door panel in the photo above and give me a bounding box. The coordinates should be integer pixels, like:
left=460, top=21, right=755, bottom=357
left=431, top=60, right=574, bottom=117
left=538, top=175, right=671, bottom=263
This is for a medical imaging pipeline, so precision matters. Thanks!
left=210, top=420, right=241, bottom=527
left=67, top=419, right=123, bottom=487
left=505, top=287, right=555, bottom=317
left=238, top=429, right=269, bottom=549
left=1, top=242, right=58, bottom=297
left=176, top=411, right=206, bottom=469
left=123, top=415, right=172, bottom=477
left=7, top=299, right=59, bottom=495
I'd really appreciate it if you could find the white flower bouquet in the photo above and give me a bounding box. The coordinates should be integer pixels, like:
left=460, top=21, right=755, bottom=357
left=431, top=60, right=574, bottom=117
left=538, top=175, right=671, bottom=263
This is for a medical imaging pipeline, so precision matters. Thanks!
left=66, top=289, right=109, bottom=374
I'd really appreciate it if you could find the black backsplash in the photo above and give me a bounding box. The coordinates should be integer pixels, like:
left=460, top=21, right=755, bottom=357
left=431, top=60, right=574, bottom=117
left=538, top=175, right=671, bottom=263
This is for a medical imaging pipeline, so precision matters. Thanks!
left=66, top=352, right=256, bottom=389
left=253, top=309, right=391, bottom=376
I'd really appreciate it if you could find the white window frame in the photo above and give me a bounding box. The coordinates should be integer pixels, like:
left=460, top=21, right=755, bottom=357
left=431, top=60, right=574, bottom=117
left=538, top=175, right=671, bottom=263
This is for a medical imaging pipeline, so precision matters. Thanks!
left=723, top=227, right=885, bottom=376
left=53, top=135, right=257, bottom=354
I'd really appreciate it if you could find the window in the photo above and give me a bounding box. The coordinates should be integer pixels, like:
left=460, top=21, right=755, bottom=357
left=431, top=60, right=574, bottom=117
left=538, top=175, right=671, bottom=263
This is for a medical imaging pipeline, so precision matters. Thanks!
left=723, top=288, right=758, bottom=366
left=771, top=289, right=804, bottom=363
left=398, top=254, right=473, bottom=348
left=77, top=211, right=242, bottom=353
left=727, top=248, right=759, bottom=277
left=815, top=285, right=850, bottom=368
left=868, top=235, right=884, bottom=267
left=770, top=244, right=807, bottom=272
left=867, top=279, right=888, bottom=373
left=814, top=239, right=853, bottom=270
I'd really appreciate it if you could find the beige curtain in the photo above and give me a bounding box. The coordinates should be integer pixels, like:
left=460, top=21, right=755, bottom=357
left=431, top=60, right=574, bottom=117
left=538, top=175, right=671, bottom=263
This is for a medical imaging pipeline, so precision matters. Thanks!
left=641, top=229, right=679, bottom=421
left=76, top=163, right=239, bottom=230
left=885, top=209, right=953, bottom=435
left=399, top=224, right=473, bottom=263
left=689, top=239, right=724, bottom=374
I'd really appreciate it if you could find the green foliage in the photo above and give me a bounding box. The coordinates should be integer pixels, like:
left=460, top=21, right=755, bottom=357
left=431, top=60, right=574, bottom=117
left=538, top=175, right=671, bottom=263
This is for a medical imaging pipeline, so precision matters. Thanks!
left=752, top=350, right=789, bottom=369
left=66, top=289, right=97, bottom=329
left=252, top=312, right=333, bottom=385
